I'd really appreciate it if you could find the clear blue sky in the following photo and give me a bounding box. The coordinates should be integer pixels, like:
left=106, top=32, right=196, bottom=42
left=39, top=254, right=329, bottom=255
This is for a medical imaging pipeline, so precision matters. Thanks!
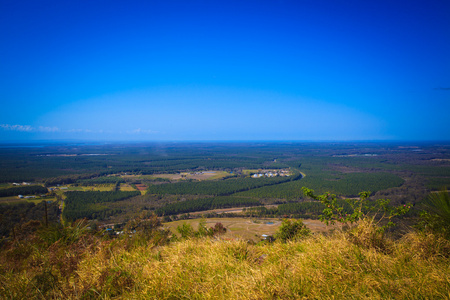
left=1, top=0, right=449, bottom=141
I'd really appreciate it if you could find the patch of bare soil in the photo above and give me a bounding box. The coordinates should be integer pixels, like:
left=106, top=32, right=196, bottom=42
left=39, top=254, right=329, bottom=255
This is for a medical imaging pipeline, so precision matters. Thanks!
left=135, top=184, right=147, bottom=191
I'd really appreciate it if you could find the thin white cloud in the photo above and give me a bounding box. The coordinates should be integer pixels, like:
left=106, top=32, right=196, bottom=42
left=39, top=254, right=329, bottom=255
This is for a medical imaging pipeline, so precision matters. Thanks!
left=1, top=124, right=159, bottom=137
left=67, top=128, right=103, bottom=134
left=1, top=124, right=60, bottom=133
left=66, top=129, right=84, bottom=133
left=1, top=124, right=34, bottom=132
left=38, top=126, right=60, bottom=132
left=127, top=128, right=159, bottom=134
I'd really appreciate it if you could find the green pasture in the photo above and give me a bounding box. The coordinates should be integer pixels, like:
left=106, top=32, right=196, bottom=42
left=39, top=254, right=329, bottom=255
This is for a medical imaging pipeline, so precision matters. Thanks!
left=64, top=184, right=116, bottom=192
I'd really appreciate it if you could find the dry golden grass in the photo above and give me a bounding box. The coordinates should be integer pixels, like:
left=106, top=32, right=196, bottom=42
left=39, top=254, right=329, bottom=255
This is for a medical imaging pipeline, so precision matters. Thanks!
left=71, top=234, right=450, bottom=299
left=1, top=225, right=450, bottom=299
left=119, top=183, right=137, bottom=191
left=66, top=185, right=116, bottom=192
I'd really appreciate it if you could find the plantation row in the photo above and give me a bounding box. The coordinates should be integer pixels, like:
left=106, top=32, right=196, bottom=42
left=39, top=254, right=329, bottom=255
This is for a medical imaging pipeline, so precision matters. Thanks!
left=302, top=172, right=404, bottom=195
left=62, top=191, right=140, bottom=221
left=235, top=172, right=404, bottom=199
left=156, top=198, right=352, bottom=219
left=242, top=200, right=352, bottom=218
left=0, top=185, right=48, bottom=197
left=146, top=173, right=301, bottom=196
left=155, top=196, right=262, bottom=216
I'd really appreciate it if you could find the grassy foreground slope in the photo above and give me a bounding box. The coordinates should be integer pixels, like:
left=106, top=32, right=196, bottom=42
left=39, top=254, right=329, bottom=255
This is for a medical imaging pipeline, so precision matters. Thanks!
left=1, top=229, right=449, bottom=299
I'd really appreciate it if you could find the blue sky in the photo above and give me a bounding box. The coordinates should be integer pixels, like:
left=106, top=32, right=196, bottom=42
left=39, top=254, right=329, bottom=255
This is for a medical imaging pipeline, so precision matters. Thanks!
left=0, top=0, right=449, bottom=141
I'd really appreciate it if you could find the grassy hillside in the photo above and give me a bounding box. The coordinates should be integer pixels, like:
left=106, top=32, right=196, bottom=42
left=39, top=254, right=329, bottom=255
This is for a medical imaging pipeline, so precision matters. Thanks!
left=1, top=222, right=449, bottom=299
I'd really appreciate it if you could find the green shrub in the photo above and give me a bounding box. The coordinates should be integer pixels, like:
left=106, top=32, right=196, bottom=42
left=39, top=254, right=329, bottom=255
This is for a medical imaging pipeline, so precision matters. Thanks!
left=176, top=223, right=196, bottom=239
left=302, top=187, right=411, bottom=231
left=302, top=187, right=411, bottom=251
left=275, top=219, right=311, bottom=242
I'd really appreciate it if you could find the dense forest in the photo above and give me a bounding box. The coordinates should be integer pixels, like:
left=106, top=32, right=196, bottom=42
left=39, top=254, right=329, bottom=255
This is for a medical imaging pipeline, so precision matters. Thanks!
left=63, top=191, right=140, bottom=221
left=235, top=172, right=404, bottom=199
left=241, top=200, right=353, bottom=219
left=146, top=174, right=300, bottom=196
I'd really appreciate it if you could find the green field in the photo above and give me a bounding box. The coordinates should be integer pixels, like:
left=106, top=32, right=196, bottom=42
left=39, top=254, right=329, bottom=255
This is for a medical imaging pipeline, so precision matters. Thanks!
left=65, top=184, right=116, bottom=192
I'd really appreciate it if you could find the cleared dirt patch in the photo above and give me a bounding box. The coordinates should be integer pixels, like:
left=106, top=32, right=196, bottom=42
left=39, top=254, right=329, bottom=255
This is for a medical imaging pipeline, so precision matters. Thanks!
left=135, top=184, right=148, bottom=195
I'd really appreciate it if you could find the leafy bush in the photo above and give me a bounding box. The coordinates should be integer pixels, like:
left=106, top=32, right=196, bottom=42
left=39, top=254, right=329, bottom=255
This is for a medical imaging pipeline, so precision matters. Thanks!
left=176, top=220, right=227, bottom=240
left=275, top=219, right=311, bottom=242
left=124, top=212, right=171, bottom=248
left=302, top=187, right=411, bottom=230
left=176, top=223, right=196, bottom=239
left=210, top=222, right=227, bottom=236
left=302, top=187, right=411, bottom=251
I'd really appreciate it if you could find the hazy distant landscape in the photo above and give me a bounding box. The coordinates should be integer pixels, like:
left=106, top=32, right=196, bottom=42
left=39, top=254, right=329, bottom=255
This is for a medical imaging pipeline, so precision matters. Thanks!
left=1, top=0, right=449, bottom=298
left=1, top=141, right=449, bottom=298
left=1, top=141, right=448, bottom=231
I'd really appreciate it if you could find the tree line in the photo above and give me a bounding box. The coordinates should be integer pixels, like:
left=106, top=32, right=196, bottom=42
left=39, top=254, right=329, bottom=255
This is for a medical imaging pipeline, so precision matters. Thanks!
left=155, top=196, right=262, bottom=216
left=235, top=172, right=404, bottom=199
left=242, top=200, right=352, bottom=218
left=0, top=185, right=48, bottom=197
left=147, top=173, right=301, bottom=196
